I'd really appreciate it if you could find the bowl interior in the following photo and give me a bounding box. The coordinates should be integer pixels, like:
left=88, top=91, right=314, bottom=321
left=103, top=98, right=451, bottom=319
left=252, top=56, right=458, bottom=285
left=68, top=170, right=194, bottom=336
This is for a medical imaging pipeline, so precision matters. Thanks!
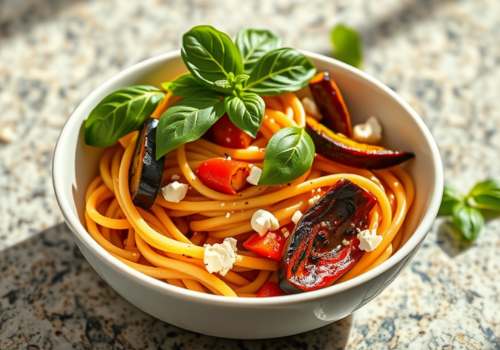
left=54, top=51, right=442, bottom=301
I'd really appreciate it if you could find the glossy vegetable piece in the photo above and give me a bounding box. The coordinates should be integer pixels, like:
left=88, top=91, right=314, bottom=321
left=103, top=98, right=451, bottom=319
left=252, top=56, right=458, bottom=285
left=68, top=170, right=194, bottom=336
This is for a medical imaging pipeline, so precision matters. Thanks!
left=281, top=179, right=376, bottom=292
left=196, top=158, right=250, bottom=194
left=306, top=117, right=414, bottom=169
left=243, top=230, right=286, bottom=261
left=208, top=115, right=253, bottom=148
left=129, top=119, right=165, bottom=209
left=309, top=71, right=353, bottom=136
left=257, top=282, right=285, bottom=297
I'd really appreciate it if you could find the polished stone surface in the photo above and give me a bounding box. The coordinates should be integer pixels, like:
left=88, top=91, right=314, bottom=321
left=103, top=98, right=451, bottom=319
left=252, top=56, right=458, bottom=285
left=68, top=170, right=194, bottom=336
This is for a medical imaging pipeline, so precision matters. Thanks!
left=0, top=0, right=499, bottom=348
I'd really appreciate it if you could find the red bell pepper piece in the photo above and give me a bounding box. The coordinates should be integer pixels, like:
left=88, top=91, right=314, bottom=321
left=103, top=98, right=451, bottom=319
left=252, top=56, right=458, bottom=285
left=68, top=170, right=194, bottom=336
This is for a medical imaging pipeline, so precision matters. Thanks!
left=256, top=282, right=285, bottom=297
left=208, top=115, right=253, bottom=149
left=243, top=230, right=286, bottom=261
left=196, top=158, right=250, bottom=194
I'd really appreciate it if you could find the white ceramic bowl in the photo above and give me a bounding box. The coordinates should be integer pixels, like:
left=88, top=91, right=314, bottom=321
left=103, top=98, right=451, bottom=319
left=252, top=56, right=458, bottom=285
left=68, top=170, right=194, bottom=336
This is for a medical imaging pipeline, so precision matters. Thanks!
left=53, top=50, right=443, bottom=339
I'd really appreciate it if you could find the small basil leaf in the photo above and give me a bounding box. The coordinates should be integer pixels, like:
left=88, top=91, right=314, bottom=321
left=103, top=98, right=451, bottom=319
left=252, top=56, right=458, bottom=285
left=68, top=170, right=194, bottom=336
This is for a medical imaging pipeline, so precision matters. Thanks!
left=84, top=85, right=164, bottom=147
left=245, top=48, right=316, bottom=96
left=467, top=179, right=500, bottom=211
left=259, top=126, right=315, bottom=185
left=330, top=24, right=363, bottom=68
left=164, top=74, right=214, bottom=97
left=438, top=185, right=463, bottom=216
left=181, top=25, right=243, bottom=93
left=224, top=92, right=264, bottom=138
left=235, top=28, right=281, bottom=72
left=155, top=97, right=225, bottom=158
left=451, top=203, right=484, bottom=241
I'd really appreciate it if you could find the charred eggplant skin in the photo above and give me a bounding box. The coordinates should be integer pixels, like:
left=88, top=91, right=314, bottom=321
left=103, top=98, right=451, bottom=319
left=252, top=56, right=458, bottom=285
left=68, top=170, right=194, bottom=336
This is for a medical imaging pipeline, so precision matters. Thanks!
left=309, top=71, right=353, bottom=137
left=280, top=179, right=376, bottom=293
left=306, top=117, right=414, bottom=169
left=129, top=119, right=165, bottom=209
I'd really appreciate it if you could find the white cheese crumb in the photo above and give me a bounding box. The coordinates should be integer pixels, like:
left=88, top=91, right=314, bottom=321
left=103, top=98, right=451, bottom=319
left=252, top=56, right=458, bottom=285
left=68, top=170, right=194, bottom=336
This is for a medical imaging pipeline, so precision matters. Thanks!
left=301, top=97, right=322, bottom=120
left=342, top=239, right=350, bottom=246
left=161, top=181, right=188, bottom=203
left=170, top=174, right=180, bottom=181
left=247, top=145, right=259, bottom=151
left=308, top=194, right=321, bottom=206
left=281, top=227, right=290, bottom=238
left=291, top=210, right=303, bottom=224
left=203, top=238, right=238, bottom=276
left=251, top=209, right=280, bottom=236
left=0, top=126, right=15, bottom=144
left=357, top=229, right=383, bottom=252
left=246, top=165, right=262, bottom=185
left=352, top=116, right=382, bottom=144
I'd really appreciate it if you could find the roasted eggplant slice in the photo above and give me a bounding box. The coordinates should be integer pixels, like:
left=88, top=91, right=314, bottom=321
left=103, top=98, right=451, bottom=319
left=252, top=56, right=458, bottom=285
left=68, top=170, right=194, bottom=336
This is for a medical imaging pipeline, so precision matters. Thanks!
left=306, top=117, right=414, bottom=169
left=309, top=71, right=353, bottom=137
left=129, top=119, right=165, bottom=209
left=281, top=179, right=376, bottom=292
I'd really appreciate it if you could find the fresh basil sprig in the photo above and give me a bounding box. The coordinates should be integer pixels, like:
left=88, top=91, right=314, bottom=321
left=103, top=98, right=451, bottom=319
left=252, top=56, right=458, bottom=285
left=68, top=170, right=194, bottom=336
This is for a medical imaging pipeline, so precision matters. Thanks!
left=259, top=127, right=315, bottom=185
left=438, top=179, right=500, bottom=241
left=84, top=85, right=164, bottom=147
left=157, top=25, right=316, bottom=166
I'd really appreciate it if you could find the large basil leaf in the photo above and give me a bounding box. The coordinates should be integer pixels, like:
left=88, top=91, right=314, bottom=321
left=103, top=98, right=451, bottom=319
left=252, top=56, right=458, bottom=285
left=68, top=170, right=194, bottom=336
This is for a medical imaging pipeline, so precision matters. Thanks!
left=155, top=97, right=225, bottom=158
left=181, top=25, right=243, bottom=92
left=438, top=185, right=463, bottom=216
left=259, top=126, right=315, bottom=185
left=451, top=203, right=484, bottom=241
left=235, top=29, right=281, bottom=72
left=467, top=179, right=500, bottom=212
left=224, top=92, right=264, bottom=138
left=245, top=48, right=316, bottom=96
left=84, top=85, right=164, bottom=147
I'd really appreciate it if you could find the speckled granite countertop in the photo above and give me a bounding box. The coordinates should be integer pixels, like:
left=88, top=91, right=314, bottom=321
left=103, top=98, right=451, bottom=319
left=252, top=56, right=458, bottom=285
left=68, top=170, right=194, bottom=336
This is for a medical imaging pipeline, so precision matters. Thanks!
left=1, top=0, right=499, bottom=348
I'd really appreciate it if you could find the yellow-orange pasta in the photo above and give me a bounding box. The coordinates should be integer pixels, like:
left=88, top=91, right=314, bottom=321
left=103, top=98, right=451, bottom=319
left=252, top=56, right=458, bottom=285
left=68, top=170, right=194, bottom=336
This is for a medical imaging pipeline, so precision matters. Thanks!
left=83, top=90, right=414, bottom=298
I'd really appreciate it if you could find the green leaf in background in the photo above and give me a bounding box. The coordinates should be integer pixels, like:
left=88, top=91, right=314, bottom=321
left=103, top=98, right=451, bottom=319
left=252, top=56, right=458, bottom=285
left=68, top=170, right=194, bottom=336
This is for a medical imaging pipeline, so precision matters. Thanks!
left=245, top=48, right=316, bottom=95
left=467, top=179, right=500, bottom=211
left=451, top=203, right=484, bottom=241
left=155, top=97, right=225, bottom=158
left=224, top=92, right=265, bottom=138
left=181, top=25, right=243, bottom=92
left=84, top=85, right=164, bottom=147
left=259, top=126, right=315, bottom=185
left=438, top=185, right=463, bottom=216
left=162, top=74, right=213, bottom=97
left=330, top=24, right=363, bottom=68
left=235, top=29, right=281, bottom=72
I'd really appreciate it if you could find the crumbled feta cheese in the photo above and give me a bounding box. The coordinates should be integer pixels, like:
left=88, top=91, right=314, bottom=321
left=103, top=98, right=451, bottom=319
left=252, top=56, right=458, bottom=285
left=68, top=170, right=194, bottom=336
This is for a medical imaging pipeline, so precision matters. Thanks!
left=342, top=239, right=350, bottom=246
left=357, top=229, right=383, bottom=252
left=291, top=210, right=303, bottom=224
left=246, top=165, right=262, bottom=185
left=170, top=174, right=180, bottom=181
left=0, top=125, right=15, bottom=144
left=247, top=145, right=259, bottom=151
left=302, top=97, right=322, bottom=120
left=161, top=181, right=188, bottom=203
left=352, top=116, right=382, bottom=144
left=308, top=194, right=321, bottom=206
left=251, top=209, right=279, bottom=236
left=281, top=227, right=290, bottom=238
left=203, top=238, right=238, bottom=276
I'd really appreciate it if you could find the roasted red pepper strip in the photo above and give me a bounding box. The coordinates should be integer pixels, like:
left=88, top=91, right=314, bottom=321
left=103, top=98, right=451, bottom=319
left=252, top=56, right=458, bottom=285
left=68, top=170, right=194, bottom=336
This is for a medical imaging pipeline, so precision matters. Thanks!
left=281, top=179, right=376, bottom=292
left=196, top=158, right=250, bottom=194
left=243, top=230, right=286, bottom=262
left=309, top=71, right=353, bottom=137
left=256, top=282, right=285, bottom=297
left=208, top=115, right=253, bottom=149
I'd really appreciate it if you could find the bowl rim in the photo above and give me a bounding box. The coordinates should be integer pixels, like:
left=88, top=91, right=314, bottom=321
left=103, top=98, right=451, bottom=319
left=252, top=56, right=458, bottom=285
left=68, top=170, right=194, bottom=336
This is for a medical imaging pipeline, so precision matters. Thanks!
left=53, top=49, right=443, bottom=307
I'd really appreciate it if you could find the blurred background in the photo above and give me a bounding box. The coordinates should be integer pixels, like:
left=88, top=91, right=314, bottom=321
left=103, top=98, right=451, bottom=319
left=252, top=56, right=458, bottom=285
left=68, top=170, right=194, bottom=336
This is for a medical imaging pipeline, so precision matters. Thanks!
left=0, top=0, right=499, bottom=349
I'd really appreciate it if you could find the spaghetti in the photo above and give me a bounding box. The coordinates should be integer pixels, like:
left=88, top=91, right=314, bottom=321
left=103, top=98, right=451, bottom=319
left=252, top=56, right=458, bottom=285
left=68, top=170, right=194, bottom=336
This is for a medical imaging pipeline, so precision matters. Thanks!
left=83, top=92, right=414, bottom=297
